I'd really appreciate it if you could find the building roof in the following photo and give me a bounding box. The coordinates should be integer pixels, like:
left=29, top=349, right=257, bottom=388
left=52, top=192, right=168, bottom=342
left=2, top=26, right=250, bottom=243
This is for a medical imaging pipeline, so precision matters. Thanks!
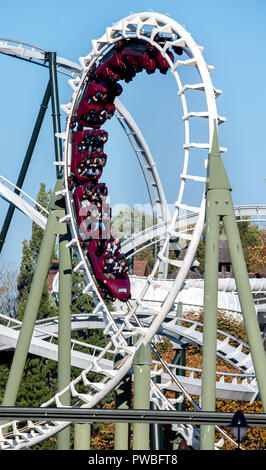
left=133, top=260, right=149, bottom=277
left=47, top=259, right=59, bottom=291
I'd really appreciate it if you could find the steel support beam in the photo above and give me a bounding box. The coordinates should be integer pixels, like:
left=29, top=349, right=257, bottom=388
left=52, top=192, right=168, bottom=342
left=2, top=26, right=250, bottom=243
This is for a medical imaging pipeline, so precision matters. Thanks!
left=74, top=423, right=91, bottom=450
left=150, top=375, right=164, bottom=450
left=47, top=52, right=63, bottom=178
left=200, top=123, right=266, bottom=450
left=114, top=368, right=132, bottom=450
left=57, top=197, right=72, bottom=450
left=132, top=343, right=152, bottom=450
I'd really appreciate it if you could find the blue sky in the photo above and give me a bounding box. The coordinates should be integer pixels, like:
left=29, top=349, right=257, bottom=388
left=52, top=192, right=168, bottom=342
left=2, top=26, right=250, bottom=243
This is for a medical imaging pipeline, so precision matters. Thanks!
left=0, top=0, right=265, bottom=269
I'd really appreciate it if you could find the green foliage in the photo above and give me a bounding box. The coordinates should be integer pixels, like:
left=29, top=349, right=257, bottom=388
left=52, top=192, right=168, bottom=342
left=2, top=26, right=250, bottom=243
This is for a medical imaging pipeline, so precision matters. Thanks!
left=0, top=265, right=18, bottom=317
left=195, top=218, right=264, bottom=273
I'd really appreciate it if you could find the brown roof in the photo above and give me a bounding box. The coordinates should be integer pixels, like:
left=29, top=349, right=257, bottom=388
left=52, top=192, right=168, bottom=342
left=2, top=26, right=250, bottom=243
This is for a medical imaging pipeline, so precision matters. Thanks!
left=219, top=240, right=231, bottom=263
left=133, top=260, right=149, bottom=277
left=47, top=260, right=59, bottom=291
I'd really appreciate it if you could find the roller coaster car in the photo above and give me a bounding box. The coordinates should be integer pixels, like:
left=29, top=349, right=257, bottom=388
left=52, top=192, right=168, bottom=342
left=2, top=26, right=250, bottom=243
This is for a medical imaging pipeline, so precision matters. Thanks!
left=121, top=41, right=156, bottom=75
left=96, top=63, right=121, bottom=83
left=76, top=102, right=104, bottom=128
left=78, top=80, right=122, bottom=109
left=122, top=39, right=173, bottom=75
left=83, top=81, right=110, bottom=105
left=71, top=138, right=107, bottom=182
left=78, top=103, right=115, bottom=128
left=155, top=50, right=174, bottom=74
left=73, top=182, right=109, bottom=226
left=87, top=239, right=131, bottom=301
left=74, top=129, right=108, bottom=153
left=96, top=43, right=128, bottom=81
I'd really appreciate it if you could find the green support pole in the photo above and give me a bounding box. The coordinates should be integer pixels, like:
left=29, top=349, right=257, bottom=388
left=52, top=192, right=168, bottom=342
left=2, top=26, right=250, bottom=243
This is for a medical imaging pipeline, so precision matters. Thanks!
left=0, top=80, right=51, bottom=254
left=114, top=354, right=132, bottom=450
left=57, top=205, right=72, bottom=450
left=200, top=195, right=220, bottom=449
left=172, top=302, right=187, bottom=449
left=47, top=52, right=63, bottom=178
left=47, top=55, right=73, bottom=448
left=223, top=209, right=266, bottom=408
left=175, top=302, right=186, bottom=413
left=74, top=423, right=91, bottom=450
left=200, top=123, right=266, bottom=450
left=200, top=124, right=232, bottom=449
left=150, top=375, right=164, bottom=450
left=1, top=192, right=62, bottom=406
left=132, top=343, right=152, bottom=450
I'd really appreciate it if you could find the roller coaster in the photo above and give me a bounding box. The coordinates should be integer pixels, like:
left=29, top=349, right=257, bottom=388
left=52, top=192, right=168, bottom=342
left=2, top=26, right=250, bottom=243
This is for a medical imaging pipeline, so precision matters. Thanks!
left=0, top=12, right=265, bottom=451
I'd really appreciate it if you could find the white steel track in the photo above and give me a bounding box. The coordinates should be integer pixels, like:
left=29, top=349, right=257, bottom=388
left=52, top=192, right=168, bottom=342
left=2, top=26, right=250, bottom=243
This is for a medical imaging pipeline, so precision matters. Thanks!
left=59, top=12, right=224, bottom=416
left=0, top=38, right=81, bottom=77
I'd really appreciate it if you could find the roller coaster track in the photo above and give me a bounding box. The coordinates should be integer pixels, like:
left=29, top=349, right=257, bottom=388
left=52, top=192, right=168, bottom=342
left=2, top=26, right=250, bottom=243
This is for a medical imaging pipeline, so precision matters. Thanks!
left=0, top=309, right=258, bottom=449
left=0, top=311, right=258, bottom=401
left=0, top=38, right=81, bottom=77
left=0, top=12, right=264, bottom=450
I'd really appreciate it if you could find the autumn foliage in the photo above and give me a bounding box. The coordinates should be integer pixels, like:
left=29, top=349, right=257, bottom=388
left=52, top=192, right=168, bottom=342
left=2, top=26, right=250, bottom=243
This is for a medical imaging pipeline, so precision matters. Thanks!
left=90, top=312, right=265, bottom=451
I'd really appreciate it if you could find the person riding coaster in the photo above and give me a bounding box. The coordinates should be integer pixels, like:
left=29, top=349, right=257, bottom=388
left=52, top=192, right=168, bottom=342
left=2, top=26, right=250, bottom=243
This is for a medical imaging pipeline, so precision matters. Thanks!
left=76, top=152, right=107, bottom=179
left=71, top=141, right=107, bottom=183
left=74, top=129, right=108, bottom=155
left=73, top=182, right=111, bottom=240
left=95, top=38, right=176, bottom=82
left=77, top=102, right=115, bottom=128
left=86, top=239, right=130, bottom=301
left=76, top=73, right=121, bottom=128
left=70, top=37, right=183, bottom=302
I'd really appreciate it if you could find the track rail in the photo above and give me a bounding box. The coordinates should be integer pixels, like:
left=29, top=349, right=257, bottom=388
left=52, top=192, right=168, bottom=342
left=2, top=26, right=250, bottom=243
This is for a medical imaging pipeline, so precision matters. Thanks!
left=0, top=38, right=81, bottom=77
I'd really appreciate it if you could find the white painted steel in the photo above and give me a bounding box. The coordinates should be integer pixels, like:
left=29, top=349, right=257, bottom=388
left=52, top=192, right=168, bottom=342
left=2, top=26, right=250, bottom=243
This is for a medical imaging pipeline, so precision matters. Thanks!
left=0, top=175, right=48, bottom=229
left=0, top=38, right=81, bottom=77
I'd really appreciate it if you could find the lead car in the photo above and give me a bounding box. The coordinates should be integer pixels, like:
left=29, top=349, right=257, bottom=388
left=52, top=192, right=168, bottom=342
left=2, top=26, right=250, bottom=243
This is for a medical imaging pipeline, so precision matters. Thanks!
left=86, top=239, right=131, bottom=302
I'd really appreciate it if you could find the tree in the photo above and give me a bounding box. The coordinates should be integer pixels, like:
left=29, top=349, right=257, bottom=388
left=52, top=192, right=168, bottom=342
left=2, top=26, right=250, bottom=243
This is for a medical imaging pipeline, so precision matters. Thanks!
left=0, top=265, right=18, bottom=317
left=238, top=221, right=265, bottom=273
left=195, top=218, right=265, bottom=274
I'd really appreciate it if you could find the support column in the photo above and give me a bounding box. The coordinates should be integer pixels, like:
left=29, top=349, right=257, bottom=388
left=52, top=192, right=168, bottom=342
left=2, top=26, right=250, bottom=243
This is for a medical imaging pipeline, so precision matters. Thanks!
left=150, top=375, right=164, bottom=450
left=114, top=361, right=132, bottom=450
left=47, top=52, right=63, bottom=178
left=175, top=302, right=186, bottom=413
left=200, top=124, right=231, bottom=450
left=200, top=122, right=266, bottom=450
left=223, top=208, right=266, bottom=409
left=57, top=224, right=72, bottom=450
left=74, top=423, right=91, bottom=450
left=172, top=302, right=187, bottom=449
left=200, top=194, right=220, bottom=449
left=132, top=343, right=152, bottom=450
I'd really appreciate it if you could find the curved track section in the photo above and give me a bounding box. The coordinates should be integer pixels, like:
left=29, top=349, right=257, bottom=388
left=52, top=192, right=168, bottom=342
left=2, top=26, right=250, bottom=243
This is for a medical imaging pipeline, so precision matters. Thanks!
left=0, top=38, right=81, bottom=77
left=60, top=10, right=224, bottom=408
left=0, top=175, right=48, bottom=229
